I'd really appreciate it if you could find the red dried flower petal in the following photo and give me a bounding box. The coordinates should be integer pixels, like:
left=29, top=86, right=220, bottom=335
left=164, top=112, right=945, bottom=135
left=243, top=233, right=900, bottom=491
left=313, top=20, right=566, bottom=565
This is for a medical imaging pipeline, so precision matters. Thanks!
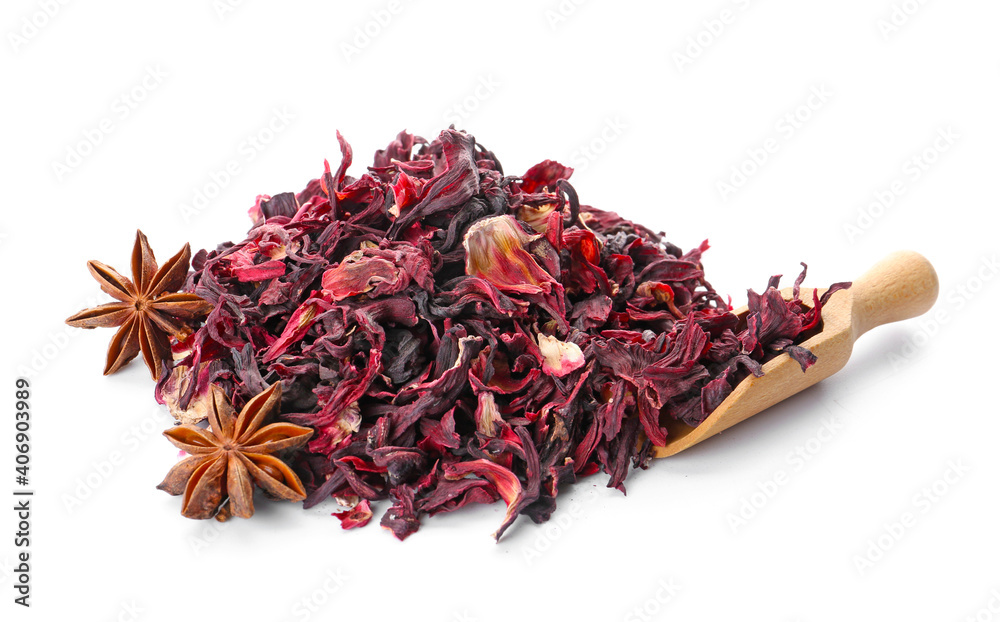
left=333, top=499, right=373, bottom=529
left=156, top=128, right=849, bottom=541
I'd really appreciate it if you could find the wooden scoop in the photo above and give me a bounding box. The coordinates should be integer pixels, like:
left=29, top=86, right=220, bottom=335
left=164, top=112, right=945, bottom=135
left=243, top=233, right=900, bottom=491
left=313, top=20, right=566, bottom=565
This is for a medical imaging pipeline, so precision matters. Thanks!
left=652, top=250, right=939, bottom=458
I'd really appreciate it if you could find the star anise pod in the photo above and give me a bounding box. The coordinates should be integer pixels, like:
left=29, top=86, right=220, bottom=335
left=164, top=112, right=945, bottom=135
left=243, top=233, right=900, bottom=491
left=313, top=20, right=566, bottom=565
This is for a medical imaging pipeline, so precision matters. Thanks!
left=66, top=230, right=213, bottom=379
left=157, top=382, right=314, bottom=520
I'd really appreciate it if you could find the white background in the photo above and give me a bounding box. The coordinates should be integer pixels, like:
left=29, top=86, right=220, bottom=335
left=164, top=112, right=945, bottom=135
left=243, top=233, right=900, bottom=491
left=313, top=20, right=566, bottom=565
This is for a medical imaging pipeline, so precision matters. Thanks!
left=3, top=1, right=999, bottom=620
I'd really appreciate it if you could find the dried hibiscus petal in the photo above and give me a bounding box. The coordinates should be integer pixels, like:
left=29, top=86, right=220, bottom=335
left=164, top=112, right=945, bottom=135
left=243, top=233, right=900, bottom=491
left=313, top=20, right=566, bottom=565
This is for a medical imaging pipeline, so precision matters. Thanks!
left=333, top=499, right=373, bottom=530
left=146, top=127, right=849, bottom=540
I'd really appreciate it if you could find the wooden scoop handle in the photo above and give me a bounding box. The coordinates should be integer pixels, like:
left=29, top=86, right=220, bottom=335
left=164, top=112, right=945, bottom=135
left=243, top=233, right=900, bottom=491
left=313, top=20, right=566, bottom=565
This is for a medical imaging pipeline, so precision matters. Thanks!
left=850, top=250, right=939, bottom=339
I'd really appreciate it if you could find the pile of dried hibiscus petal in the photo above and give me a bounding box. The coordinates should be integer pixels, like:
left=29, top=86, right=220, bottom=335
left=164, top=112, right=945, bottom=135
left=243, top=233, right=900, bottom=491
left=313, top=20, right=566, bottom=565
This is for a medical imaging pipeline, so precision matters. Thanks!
left=69, top=128, right=850, bottom=541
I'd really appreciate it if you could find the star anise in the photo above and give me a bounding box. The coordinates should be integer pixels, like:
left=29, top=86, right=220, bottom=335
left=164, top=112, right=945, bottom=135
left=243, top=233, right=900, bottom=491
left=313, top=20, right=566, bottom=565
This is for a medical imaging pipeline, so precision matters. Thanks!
left=65, top=230, right=213, bottom=379
left=157, top=382, right=314, bottom=520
